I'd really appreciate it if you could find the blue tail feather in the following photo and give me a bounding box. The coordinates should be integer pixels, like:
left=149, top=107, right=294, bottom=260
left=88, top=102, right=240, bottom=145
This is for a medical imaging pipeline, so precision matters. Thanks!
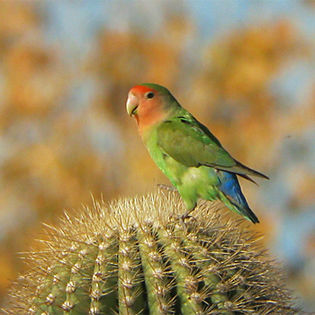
left=218, top=171, right=259, bottom=223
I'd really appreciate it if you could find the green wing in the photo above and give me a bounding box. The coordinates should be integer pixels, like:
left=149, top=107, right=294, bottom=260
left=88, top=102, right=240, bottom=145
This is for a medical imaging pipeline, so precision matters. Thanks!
left=157, top=115, right=268, bottom=180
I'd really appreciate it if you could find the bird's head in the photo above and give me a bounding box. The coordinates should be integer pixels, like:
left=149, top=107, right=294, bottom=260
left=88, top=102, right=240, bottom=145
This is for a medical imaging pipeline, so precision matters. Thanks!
left=126, top=83, right=178, bottom=133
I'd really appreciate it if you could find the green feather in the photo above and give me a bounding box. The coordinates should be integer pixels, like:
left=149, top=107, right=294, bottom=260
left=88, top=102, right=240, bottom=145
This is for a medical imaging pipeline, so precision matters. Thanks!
left=139, top=84, right=268, bottom=223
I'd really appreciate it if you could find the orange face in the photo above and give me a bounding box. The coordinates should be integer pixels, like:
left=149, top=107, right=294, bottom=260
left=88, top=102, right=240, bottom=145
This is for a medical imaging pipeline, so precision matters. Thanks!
left=126, top=85, right=167, bottom=134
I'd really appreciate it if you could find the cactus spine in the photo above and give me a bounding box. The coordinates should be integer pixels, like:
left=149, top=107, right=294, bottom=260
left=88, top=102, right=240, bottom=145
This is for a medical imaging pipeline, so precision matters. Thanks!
left=4, top=190, right=296, bottom=314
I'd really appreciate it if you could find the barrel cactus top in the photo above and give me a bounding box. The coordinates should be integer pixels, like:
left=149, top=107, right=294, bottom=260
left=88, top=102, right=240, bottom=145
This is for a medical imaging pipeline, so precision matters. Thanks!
left=4, top=189, right=297, bottom=314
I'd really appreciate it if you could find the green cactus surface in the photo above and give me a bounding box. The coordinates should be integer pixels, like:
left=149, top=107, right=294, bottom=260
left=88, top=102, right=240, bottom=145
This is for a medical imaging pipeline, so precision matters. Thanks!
left=4, top=189, right=297, bottom=314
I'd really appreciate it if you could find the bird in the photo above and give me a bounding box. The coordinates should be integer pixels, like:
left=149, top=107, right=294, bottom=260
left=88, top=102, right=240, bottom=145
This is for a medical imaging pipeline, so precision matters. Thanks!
left=126, top=83, right=269, bottom=223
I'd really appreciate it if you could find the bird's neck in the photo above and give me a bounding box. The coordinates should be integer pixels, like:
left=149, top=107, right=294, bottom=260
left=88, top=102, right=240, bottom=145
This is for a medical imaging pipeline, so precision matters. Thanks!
left=137, top=101, right=180, bottom=137
left=137, top=109, right=169, bottom=137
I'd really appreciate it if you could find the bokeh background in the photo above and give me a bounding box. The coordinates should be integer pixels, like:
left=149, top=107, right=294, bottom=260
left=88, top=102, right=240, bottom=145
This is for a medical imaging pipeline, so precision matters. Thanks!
left=0, top=0, right=314, bottom=311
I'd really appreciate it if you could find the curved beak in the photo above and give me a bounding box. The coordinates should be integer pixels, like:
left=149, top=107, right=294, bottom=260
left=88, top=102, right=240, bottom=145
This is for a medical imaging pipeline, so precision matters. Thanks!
left=126, top=92, right=139, bottom=116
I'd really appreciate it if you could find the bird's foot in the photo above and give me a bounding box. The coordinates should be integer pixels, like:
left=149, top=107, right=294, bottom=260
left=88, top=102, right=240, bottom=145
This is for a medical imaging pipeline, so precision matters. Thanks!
left=179, top=213, right=197, bottom=229
left=180, top=212, right=193, bottom=221
left=169, top=212, right=196, bottom=228
left=157, top=184, right=177, bottom=192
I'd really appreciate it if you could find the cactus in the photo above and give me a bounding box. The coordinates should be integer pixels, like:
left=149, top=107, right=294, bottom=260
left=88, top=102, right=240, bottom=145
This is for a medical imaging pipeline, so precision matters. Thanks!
left=4, top=189, right=297, bottom=314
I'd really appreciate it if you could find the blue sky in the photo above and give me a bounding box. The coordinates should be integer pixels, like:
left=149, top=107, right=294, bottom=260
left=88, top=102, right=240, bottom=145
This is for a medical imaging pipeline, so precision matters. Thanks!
left=39, top=1, right=313, bottom=105
left=41, top=1, right=314, bottom=52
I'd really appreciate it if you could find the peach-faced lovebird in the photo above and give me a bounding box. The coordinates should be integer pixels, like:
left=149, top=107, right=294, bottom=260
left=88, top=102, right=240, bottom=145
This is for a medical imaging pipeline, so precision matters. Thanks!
left=126, top=83, right=269, bottom=223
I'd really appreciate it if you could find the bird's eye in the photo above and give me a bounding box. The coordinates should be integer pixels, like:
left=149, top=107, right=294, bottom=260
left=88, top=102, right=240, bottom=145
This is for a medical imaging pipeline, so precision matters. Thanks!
left=145, top=91, right=155, bottom=99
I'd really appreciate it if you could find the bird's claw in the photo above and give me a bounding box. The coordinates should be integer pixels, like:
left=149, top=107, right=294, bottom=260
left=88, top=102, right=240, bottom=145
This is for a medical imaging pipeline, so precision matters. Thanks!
left=180, top=213, right=193, bottom=221
left=169, top=212, right=196, bottom=228
left=157, top=184, right=177, bottom=192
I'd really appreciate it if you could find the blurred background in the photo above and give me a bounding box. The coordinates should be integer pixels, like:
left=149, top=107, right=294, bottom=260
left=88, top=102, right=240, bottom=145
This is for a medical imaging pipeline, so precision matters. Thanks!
left=0, top=0, right=314, bottom=311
